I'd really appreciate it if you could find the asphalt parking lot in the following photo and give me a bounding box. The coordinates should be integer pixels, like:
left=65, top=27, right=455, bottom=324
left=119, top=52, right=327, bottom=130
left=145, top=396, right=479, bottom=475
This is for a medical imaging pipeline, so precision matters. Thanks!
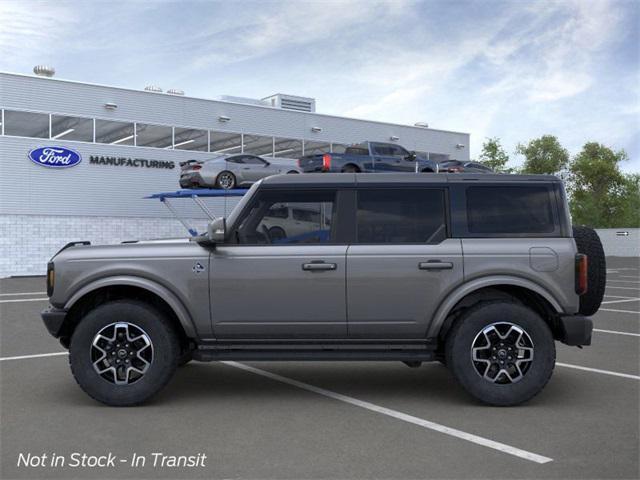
left=1, top=256, right=638, bottom=480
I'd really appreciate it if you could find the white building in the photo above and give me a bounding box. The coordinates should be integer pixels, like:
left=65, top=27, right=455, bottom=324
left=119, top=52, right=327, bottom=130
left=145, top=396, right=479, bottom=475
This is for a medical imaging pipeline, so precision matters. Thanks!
left=0, top=70, right=470, bottom=277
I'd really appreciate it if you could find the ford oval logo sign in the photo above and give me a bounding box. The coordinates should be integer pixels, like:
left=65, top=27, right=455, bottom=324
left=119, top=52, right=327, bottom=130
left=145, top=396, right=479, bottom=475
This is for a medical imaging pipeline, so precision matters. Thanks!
left=28, top=146, right=82, bottom=168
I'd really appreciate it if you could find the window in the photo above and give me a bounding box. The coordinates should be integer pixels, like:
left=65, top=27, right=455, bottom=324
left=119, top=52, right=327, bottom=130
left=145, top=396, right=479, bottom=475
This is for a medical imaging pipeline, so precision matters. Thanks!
left=345, top=146, right=369, bottom=156
left=243, top=134, right=273, bottom=156
left=236, top=190, right=336, bottom=245
left=95, top=119, right=135, bottom=145
left=273, top=137, right=303, bottom=158
left=371, top=143, right=408, bottom=157
left=210, top=131, right=242, bottom=154
left=136, top=123, right=172, bottom=148
left=4, top=110, right=49, bottom=138
left=466, top=186, right=556, bottom=234
left=331, top=143, right=348, bottom=154
left=51, top=114, right=93, bottom=142
left=357, top=189, right=447, bottom=244
left=304, top=140, right=331, bottom=155
left=242, top=155, right=267, bottom=165
left=174, top=127, right=208, bottom=151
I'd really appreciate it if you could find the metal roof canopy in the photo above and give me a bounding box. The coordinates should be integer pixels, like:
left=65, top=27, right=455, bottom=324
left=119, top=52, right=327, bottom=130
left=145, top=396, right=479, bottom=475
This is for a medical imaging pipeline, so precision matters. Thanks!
left=146, top=189, right=247, bottom=236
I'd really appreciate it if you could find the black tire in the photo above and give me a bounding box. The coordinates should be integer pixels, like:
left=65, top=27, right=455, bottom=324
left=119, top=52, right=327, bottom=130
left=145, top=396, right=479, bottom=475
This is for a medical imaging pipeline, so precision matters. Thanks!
left=445, top=301, right=555, bottom=406
left=215, top=171, right=236, bottom=190
left=268, top=226, right=287, bottom=241
left=69, top=300, right=180, bottom=406
left=341, top=164, right=359, bottom=173
left=572, top=225, right=606, bottom=316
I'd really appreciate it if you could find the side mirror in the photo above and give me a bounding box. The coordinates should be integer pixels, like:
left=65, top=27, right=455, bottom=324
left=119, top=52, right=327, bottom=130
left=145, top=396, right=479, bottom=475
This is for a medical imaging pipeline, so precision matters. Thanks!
left=407, top=151, right=417, bottom=161
left=207, top=217, right=226, bottom=244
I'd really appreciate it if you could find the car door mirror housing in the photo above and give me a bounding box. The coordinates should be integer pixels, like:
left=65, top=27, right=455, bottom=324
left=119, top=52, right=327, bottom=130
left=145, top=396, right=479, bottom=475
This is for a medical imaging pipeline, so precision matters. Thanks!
left=207, top=217, right=226, bottom=244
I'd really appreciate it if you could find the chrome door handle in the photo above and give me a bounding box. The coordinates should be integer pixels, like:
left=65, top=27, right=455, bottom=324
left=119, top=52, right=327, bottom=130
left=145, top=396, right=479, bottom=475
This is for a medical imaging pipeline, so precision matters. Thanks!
left=302, top=262, right=337, bottom=272
left=419, top=261, right=453, bottom=270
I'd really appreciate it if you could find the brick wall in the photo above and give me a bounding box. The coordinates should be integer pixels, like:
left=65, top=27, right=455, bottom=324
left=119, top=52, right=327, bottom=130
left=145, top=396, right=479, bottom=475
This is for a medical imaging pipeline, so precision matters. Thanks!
left=0, top=214, right=209, bottom=277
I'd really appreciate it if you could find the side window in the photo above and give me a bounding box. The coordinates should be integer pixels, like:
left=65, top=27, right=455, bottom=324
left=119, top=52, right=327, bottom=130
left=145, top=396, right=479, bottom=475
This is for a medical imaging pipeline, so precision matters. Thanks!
left=242, top=155, right=267, bottom=165
left=390, top=145, right=409, bottom=157
left=226, top=156, right=244, bottom=164
left=466, top=186, right=556, bottom=234
left=236, top=190, right=336, bottom=245
left=356, top=189, right=447, bottom=244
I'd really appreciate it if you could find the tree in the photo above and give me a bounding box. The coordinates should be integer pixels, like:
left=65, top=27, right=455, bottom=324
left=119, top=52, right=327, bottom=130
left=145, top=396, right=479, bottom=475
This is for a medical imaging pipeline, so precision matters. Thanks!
left=516, top=135, right=569, bottom=175
left=478, top=137, right=512, bottom=172
left=568, top=142, right=638, bottom=228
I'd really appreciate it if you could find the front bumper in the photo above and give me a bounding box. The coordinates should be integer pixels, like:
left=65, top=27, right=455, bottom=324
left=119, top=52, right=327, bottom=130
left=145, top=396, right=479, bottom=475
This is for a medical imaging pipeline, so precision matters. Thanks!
left=42, top=306, right=68, bottom=338
left=558, top=314, right=593, bottom=346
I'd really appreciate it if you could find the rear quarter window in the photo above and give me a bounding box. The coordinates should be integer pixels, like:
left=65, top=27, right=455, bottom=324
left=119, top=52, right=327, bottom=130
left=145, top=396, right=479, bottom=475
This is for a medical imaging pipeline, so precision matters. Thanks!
left=466, top=186, right=557, bottom=235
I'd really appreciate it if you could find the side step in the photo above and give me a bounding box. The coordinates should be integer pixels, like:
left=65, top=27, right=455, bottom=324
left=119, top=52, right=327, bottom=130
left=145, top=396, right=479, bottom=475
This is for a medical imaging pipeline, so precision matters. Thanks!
left=193, top=342, right=436, bottom=362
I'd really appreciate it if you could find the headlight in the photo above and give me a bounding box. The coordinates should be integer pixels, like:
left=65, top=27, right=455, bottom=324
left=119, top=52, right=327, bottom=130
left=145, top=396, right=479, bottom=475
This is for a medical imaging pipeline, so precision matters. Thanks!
left=47, top=262, right=55, bottom=297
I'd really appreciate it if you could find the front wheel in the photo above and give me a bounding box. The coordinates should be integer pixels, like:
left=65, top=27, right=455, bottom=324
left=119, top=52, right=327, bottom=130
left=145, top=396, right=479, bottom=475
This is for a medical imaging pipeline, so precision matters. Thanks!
left=445, top=301, right=555, bottom=406
left=69, top=301, right=180, bottom=406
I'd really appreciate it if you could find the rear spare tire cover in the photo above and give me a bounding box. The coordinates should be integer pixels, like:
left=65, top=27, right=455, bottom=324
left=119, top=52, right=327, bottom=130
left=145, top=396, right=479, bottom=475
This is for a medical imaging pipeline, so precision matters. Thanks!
left=572, top=225, right=606, bottom=316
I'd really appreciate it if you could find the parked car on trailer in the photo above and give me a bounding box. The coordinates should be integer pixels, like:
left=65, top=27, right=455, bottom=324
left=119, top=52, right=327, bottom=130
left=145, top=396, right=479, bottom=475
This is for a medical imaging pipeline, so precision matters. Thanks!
left=179, top=154, right=299, bottom=190
left=438, top=160, right=494, bottom=173
left=297, top=141, right=438, bottom=174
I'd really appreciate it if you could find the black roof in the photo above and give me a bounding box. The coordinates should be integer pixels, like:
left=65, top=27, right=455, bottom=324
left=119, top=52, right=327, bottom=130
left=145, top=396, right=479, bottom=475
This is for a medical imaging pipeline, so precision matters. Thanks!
left=260, top=172, right=561, bottom=188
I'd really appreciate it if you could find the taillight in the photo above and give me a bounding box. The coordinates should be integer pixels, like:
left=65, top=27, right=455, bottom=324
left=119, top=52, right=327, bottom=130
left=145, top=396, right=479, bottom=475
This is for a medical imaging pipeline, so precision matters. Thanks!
left=47, top=262, right=55, bottom=297
left=448, top=167, right=463, bottom=173
left=192, top=165, right=202, bottom=170
left=297, top=158, right=301, bottom=168
left=575, top=254, right=588, bottom=295
left=322, top=153, right=332, bottom=171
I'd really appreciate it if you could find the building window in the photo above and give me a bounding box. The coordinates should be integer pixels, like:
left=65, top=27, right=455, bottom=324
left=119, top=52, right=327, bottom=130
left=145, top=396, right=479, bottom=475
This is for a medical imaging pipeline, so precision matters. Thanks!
left=173, top=127, right=208, bottom=151
left=3, top=110, right=49, bottom=138
left=304, top=140, right=331, bottom=155
left=243, top=134, right=274, bottom=156
left=135, top=123, right=173, bottom=148
left=95, top=119, right=135, bottom=145
left=356, top=189, right=447, bottom=244
left=51, top=114, right=93, bottom=142
left=210, top=131, right=243, bottom=154
left=273, top=137, right=303, bottom=158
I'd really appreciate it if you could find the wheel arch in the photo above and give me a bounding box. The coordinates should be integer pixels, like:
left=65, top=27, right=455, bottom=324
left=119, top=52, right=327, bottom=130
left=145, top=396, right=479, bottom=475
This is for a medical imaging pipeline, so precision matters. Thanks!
left=342, top=163, right=361, bottom=172
left=428, top=276, right=563, bottom=340
left=61, top=276, right=196, bottom=347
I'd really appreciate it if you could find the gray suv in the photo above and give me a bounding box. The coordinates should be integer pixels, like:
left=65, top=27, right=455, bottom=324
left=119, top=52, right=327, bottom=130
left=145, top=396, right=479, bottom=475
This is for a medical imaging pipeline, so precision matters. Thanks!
left=42, top=173, right=605, bottom=407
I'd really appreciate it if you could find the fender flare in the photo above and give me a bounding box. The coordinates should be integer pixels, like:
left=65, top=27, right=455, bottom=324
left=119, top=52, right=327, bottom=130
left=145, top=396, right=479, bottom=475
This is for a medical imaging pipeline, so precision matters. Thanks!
left=426, top=275, right=563, bottom=338
left=64, top=275, right=197, bottom=338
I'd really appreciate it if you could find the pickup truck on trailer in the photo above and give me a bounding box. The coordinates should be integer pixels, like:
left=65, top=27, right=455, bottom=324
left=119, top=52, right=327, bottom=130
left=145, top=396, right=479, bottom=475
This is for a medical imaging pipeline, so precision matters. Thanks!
left=42, top=173, right=605, bottom=407
left=298, top=141, right=439, bottom=173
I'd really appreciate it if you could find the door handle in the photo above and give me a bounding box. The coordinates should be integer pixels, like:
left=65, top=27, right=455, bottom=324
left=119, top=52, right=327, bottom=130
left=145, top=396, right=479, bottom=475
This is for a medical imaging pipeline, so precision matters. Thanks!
left=419, top=261, right=453, bottom=270
left=302, top=261, right=337, bottom=272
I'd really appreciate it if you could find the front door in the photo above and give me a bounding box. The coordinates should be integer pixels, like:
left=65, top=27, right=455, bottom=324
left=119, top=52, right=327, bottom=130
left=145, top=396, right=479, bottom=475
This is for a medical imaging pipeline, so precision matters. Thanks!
left=346, top=187, right=463, bottom=338
left=210, top=188, right=348, bottom=338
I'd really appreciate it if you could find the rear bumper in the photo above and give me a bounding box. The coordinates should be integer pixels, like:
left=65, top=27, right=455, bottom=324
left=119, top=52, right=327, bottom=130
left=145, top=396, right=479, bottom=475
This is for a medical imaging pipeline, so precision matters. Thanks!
left=42, top=306, right=68, bottom=338
left=558, top=314, right=593, bottom=346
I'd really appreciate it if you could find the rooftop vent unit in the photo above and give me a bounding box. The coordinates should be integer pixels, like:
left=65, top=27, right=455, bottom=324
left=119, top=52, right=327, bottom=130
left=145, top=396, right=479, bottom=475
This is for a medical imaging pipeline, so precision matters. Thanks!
left=33, top=65, right=55, bottom=77
left=167, top=89, right=184, bottom=95
left=414, top=122, right=429, bottom=128
left=262, top=94, right=316, bottom=113
left=144, top=85, right=163, bottom=93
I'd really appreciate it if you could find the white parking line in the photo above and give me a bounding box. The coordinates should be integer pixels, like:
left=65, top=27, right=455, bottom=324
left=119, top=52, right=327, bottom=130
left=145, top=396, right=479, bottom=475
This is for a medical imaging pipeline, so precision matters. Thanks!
left=599, top=308, right=640, bottom=314
left=0, top=297, right=48, bottom=304
left=0, top=352, right=68, bottom=362
left=557, top=363, right=640, bottom=380
left=0, top=292, right=46, bottom=296
left=604, top=295, right=637, bottom=299
left=593, top=328, right=640, bottom=337
left=222, top=361, right=553, bottom=464
left=601, top=297, right=640, bottom=305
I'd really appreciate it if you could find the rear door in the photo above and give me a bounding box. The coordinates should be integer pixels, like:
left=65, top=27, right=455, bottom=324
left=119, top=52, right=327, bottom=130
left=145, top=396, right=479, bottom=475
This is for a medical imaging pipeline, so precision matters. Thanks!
left=346, top=187, right=463, bottom=338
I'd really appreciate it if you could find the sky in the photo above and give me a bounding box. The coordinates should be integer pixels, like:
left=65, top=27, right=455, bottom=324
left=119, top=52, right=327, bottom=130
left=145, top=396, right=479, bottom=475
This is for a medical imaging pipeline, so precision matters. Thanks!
left=1, top=0, right=638, bottom=171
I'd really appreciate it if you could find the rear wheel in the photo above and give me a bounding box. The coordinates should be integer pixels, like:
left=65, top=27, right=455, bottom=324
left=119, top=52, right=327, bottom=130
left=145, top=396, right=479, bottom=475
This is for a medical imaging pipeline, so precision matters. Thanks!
left=341, top=165, right=359, bottom=173
left=572, top=225, right=606, bottom=316
left=445, top=301, right=555, bottom=406
left=69, top=300, right=180, bottom=406
left=215, top=171, right=236, bottom=190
